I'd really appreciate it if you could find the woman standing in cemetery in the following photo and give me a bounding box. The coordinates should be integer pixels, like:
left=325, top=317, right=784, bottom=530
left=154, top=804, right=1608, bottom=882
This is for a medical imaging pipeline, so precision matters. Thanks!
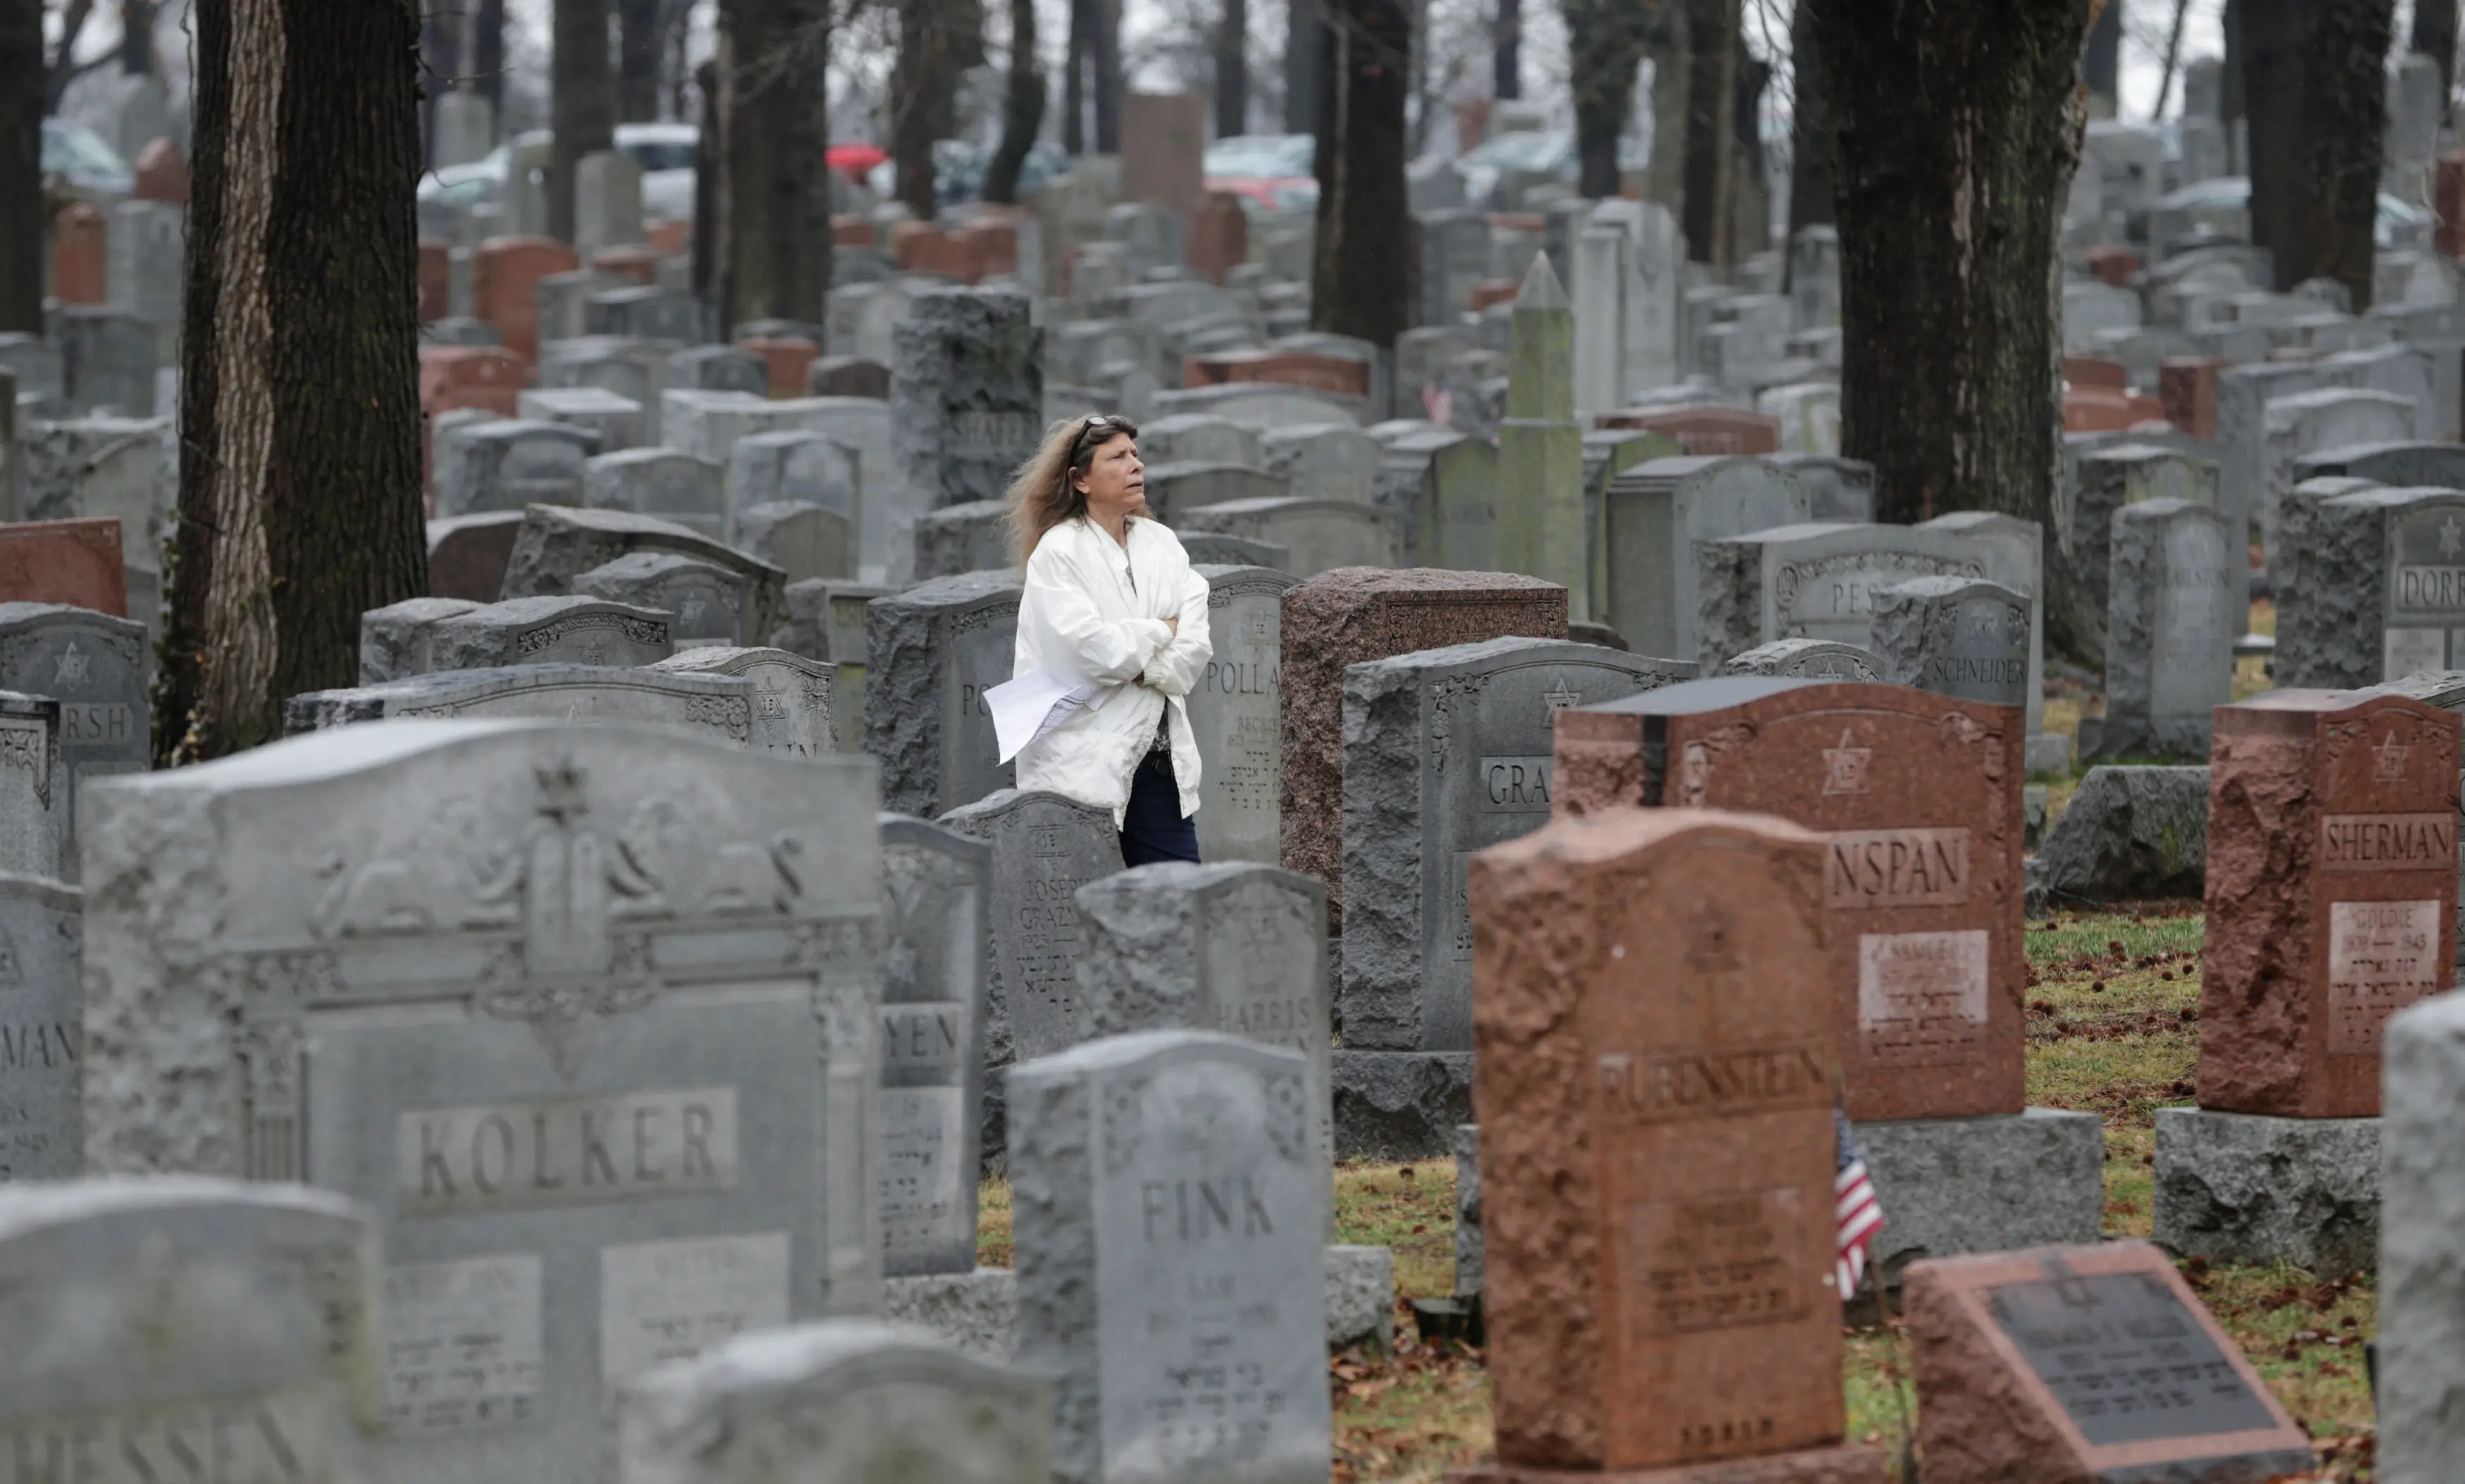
left=1007, top=414, right=1213, bottom=866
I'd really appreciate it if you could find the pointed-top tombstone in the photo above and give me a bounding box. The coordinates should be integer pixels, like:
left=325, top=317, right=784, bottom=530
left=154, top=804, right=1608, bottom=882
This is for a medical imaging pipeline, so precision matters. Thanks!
left=1505, top=252, right=1573, bottom=422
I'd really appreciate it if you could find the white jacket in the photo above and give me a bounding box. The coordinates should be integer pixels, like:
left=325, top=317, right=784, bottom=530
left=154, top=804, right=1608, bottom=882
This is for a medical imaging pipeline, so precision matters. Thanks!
left=1013, top=516, right=1213, bottom=825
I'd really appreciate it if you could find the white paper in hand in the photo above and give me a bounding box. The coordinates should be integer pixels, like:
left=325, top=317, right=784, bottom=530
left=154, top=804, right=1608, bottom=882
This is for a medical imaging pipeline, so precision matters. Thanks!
left=988, top=668, right=1106, bottom=763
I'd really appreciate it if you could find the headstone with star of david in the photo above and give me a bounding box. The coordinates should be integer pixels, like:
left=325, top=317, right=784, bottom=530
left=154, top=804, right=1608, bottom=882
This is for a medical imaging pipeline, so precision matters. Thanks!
left=575, top=552, right=750, bottom=649
left=2199, top=689, right=2461, bottom=1116
left=80, top=721, right=887, bottom=1484
left=2301, top=487, right=2465, bottom=687
left=1339, top=637, right=1692, bottom=1055
left=0, top=602, right=149, bottom=881
left=650, top=647, right=835, bottom=759
left=1552, top=675, right=2028, bottom=1121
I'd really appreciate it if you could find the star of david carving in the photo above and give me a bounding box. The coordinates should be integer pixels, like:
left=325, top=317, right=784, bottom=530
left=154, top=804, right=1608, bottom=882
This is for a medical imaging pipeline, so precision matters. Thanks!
left=1541, top=675, right=1580, bottom=717
left=53, top=641, right=87, bottom=687
left=2375, top=728, right=2411, bottom=783
left=2443, top=516, right=2462, bottom=559
left=1823, top=728, right=1873, bottom=795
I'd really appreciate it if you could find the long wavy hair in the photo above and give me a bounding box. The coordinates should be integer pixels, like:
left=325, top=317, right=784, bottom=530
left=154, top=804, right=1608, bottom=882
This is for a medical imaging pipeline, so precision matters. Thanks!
left=1006, top=413, right=1141, bottom=567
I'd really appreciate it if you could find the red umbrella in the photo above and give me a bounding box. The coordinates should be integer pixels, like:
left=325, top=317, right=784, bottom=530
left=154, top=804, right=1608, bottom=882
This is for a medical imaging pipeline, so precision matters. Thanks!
left=827, top=142, right=888, bottom=179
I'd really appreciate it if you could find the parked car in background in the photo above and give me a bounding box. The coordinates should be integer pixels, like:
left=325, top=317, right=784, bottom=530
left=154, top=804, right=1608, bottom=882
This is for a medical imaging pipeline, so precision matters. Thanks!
left=42, top=118, right=135, bottom=201
left=1204, top=134, right=1316, bottom=211
left=864, top=139, right=1071, bottom=211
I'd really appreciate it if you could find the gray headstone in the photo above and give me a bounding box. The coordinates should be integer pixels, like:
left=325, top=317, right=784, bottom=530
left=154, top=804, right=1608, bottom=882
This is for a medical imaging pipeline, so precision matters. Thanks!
left=2380, top=992, right=2465, bottom=1478
left=725, top=430, right=858, bottom=534
left=1916, top=511, right=2048, bottom=734
left=866, top=571, right=1023, bottom=816
left=282, top=664, right=754, bottom=744
left=0, top=334, right=65, bottom=404
left=2261, top=387, right=2417, bottom=570
left=82, top=723, right=885, bottom=1484
left=539, top=270, right=629, bottom=344
left=1178, top=497, right=1404, bottom=577
left=0, top=692, right=63, bottom=879
left=0, top=871, right=81, bottom=1179
left=732, top=501, right=854, bottom=585
left=2073, top=444, right=2223, bottom=622
left=428, top=316, right=504, bottom=348
left=1599, top=456, right=1814, bottom=664
left=1149, top=382, right=1370, bottom=430
left=876, top=816, right=992, bottom=1276
left=1421, top=434, right=1500, bottom=570
left=2102, top=499, right=2235, bottom=761
left=2296, top=439, right=2465, bottom=492
left=583, top=448, right=725, bottom=536
left=651, top=647, right=836, bottom=759
left=54, top=307, right=156, bottom=416
left=0, top=603, right=149, bottom=879
left=1190, top=565, right=1298, bottom=866
left=616, top=1321, right=1050, bottom=1484
left=666, top=344, right=770, bottom=396
left=1178, top=531, right=1289, bottom=570
left=1719, top=637, right=1883, bottom=680
left=435, top=420, right=601, bottom=517
left=1260, top=424, right=1381, bottom=506
left=576, top=552, right=751, bottom=648
left=1695, top=521, right=1990, bottom=671
left=519, top=386, right=646, bottom=454
left=429, top=595, right=676, bottom=671
left=1075, top=863, right=1333, bottom=1175
left=782, top=580, right=894, bottom=668
left=892, top=289, right=1042, bottom=509
left=1869, top=576, right=2034, bottom=710
left=1007, top=1031, right=1331, bottom=1484
left=0, top=1180, right=385, bottom=1484
left=913, top=501, right=1013, bottom=582
left=1340, top=637, right=1693, bottom=1052
left=1769, top=454, right=1876, bottom=522
left=1139, top=413, right=1261, bottom=468
left=539, top=337, right=670, bottom=435
left=2309, top=486, right=2465, bottom=686
left=360, top=597, right=486, bottom=682
left=1140, top=461, right=1287, bottom=525
left=587, top=285, right=708, bottom=343
left=499, top=504, right=791, bottom=642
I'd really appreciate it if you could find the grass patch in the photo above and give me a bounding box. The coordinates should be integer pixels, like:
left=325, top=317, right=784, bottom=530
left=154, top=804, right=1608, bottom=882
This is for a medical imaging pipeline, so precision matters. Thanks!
left=1337, top=1160, right=1458, bottom=1299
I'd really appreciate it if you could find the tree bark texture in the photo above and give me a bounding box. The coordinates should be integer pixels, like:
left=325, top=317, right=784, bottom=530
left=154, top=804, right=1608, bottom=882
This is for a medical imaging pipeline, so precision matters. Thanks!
left=890, top=0, right=942, bottom=218
left=1680, top=0, right=1737, bottom=266
left=0, top=0, right=42, bottom=334
left=2414, top=0, right=2457, bottom=124
left=1815, top=0, right=2095, bottom=658
left=1785, top=0, right=1831, bottom=232
left=165, top=0, right=428, bottom=763
left=1284, top=0, right=1323, bottom=133
left=2242, top=0, right=2394, bottom=306
left=1216, top=0, right=1247, bottom=139
left=1311, top=0, right=1411, bottom=347
left=718, top=0, right=831, bottom=327
left=2221, top=0, right=2245, bottom=126
left=474, top=0, right=506, bottom=120
left=549, top=0, right=616, bottom=244
left=618, top=0, right=663, bottom=120
left=987, top=0, right=1046, bottom=203
left=1064, top=0, right=1087, bottom=150
left=120, top=0, right=158, bottom=73
left=1492, top=0, right=1518, bottom=99
left=1566, top=0, right=1652, bottom=198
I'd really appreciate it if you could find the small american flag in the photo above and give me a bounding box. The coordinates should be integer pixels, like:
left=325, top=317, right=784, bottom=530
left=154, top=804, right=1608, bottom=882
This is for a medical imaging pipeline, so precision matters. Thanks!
left=1835, top=1105, right=1885, bottom=1300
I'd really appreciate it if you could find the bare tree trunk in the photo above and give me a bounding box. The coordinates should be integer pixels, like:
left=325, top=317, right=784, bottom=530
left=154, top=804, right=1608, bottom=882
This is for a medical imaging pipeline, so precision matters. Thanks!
left=1785, top=0, right=1831, bottom=232
left=164, top=0, right=428, bottom=763
left=120, top=0, right=157, bottom=73
left=420, top=0, right=458, bottom=166
left=1816, top=0, right=2093, bottom=656
left=1311, top=0, right=1411, bottom=346
left=0, top=0, right=40, bottom=335
left=549, top=0, right=616, bottom=243
left=474, top=0, right=506, bottom=125
left=1641, top=4, right=1687, bottom=212
left=891, top=0, right=942, bottom=218
left=1566, top=0, right=1649, bottom=198
left=1216, top=0, right=1247, bottom=138
left=1092, top=0, right=1121, bottom=151
left=1064, top=0, right=1087, bottom=151
left=987, top=0, right=1045, bottom=202
left=2081, top=0, right=2120, bottom=113
left=1284, top=0, right=1323, bottom=133
left=717, top=0, right=832, bottom=326
left=1493, top=0, right=1518, bottom=99
left=45, top=0, right=96, bottom=111
left=2244, top=0, right=2395, bottom=305
left=2149, top=0, right=2192, bottom=119
left=2416, top=0, right=2459, bottom=125
left=617, top=0, right=662, bottom=121
left=692, top=56, right=717, bottom=295
left=1681, top=0, right=1737, bottom=266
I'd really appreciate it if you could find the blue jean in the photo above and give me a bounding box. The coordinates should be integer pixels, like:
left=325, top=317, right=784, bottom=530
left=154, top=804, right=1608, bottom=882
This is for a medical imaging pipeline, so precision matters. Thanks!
left=1119, top=751, right=1201, bottom=867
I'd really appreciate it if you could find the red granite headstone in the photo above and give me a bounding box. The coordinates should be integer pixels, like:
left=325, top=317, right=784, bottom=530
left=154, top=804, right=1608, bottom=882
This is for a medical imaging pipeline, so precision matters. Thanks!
left=2064, top=386, right=2166, bottom=433
left=418, top=346, right=527, bottom=419
left=959, top=215, right=1020, bottom=279
left=417, top=240, right=451, bottom=323
left=470, top=236, right=580, bottom=363
left=741, top=335, right=820, bottom=398
left=2202, top=689, right=2462, bottom=1118
left=1183, top=349, right=1371, bottom=399
left=832, top=216, right=877, bottom=249
left=1469, top=279, right=1521, bottom=312
left=2082, top=247, right=2140, bottom=287
left=1280, top=568, right=1567, bottom=924
left=590, top=245, right=663, bottom=285
left=0, top=519, right=128, bottom=616
left=1188, top=190, right=1249, bottom=285
left=2063, top=356, right=2128, bottom=391
left=2159, top=357, right=2227, bottom=439
left=2438, top=152, right=2465, bottom=257
left=804, top=355, right=891, bottom=399
left=893, top=223, right=982, bottom=283
left=1906, top=1241, right=2313, bottom=1484
left=1594, top=406, right=1782, bottom=457
left=428, top=511, right=528, bottom=602
left=1456, top=807, right=1888, bottom=1484
left=1554, top=678, right=2026, bottom=1121
left=51, top=205, right=108, bottom=306
left=132, top=139, right=189, bottom=205
left=645, top=219, right=691, bottom=256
